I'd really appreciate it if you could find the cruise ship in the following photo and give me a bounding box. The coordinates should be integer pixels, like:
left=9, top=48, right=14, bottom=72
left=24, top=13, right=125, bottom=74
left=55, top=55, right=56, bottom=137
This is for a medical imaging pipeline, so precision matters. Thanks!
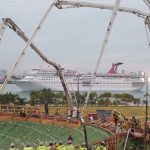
left=12, top=63, right=146, bottom=92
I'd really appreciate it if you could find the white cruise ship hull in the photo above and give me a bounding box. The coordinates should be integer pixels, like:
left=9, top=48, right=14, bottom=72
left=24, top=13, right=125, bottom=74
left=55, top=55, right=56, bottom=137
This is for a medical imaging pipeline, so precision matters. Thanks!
left=12, top=66, right=145, bottom=92
left=12, top=79, right=145, bottom=92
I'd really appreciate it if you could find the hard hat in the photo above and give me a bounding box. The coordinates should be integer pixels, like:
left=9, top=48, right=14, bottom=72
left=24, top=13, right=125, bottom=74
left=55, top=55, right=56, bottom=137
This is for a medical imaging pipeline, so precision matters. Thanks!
left=39, top=142, right=44, bottom=146
left=81, top=143, right=85, bottom=146
left=11, top=143, right=15, bottom=147
left=100, top=141, right=105, bottom=145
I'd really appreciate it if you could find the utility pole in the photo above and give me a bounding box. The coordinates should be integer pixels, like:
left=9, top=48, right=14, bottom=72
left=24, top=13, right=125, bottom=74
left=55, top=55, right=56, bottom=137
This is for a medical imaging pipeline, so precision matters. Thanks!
left=145, top=76, right=149, bottom=137
left=77, top=74, right=80, bottom=108
left=77, top=74, right=80, bottom=118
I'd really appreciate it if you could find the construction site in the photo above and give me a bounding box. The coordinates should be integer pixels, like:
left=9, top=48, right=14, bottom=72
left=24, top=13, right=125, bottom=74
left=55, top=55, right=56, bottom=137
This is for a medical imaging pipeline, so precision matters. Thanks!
left=0, top=0, right=150, bottom=149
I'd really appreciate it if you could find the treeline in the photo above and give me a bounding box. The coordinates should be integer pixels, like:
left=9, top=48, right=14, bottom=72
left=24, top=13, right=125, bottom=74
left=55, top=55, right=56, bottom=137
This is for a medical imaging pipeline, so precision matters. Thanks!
left=0, top=89, right=144, bottom=106
left=0, top=89, right=145, bottom=106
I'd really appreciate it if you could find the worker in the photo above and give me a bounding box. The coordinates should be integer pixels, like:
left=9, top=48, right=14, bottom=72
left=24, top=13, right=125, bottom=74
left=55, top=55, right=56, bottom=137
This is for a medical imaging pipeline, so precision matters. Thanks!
left=52, top=142, right=57, bottom=150
left=10, top=143, right=18, bottom=150
left=37, top=142, right=46, bottom=150
left=66, top=140, right=75, bottom=150
left=56, top=142, right=66, bottom=150
left=23, top=143, right=33, bottom=150
left=131, top=115, right=137, bottom=132
left=46, top=141, right=53, bottom=150
left=67, top=135, right=73, bottom=143
left=20, top=108, right=26, bottom=117
left=78, top=143, right=87, bottom=150
left=95, top=142, right=107, bottom=150
left=118, top=112, right=124, bottom=127
left=113, top=109, right=118, bottom=126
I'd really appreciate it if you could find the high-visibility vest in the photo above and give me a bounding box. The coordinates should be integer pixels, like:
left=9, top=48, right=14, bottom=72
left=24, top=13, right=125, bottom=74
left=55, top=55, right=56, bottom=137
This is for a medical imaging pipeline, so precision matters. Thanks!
left=56, top=145, right=66, bottom=150
left=113, top=112, right=118, bottom=119
left=46, top=146, right=51, bottom=150
left=10, top=148, right=18, bottom=150
left=96, top=146, right=107, bottom=150
left=23, top=147, right=34, bottom=150
left=118, top=114, right=124, bottom=122
left=79, top=147, right=87, bottom=150
left=66, top=144, right=75, bottom=150
left=37, top=145, right=47, bottom=150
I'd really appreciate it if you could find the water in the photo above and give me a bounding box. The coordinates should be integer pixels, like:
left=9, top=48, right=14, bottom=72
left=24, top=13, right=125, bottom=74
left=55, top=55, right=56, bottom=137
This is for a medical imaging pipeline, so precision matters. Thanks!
left=1, top=83, right=149, bottom=101
left=2, top=84, right=30, bottom=100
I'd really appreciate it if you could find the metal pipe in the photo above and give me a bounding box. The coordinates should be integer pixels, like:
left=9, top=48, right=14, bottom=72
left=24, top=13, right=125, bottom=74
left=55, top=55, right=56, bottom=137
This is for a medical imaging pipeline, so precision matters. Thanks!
left=56, top=0, right=149, bottom=18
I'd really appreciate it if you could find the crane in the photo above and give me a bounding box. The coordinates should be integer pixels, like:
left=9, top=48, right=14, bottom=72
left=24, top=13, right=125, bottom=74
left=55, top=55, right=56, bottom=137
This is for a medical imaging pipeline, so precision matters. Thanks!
left=0, top=18, right=77, bottom=113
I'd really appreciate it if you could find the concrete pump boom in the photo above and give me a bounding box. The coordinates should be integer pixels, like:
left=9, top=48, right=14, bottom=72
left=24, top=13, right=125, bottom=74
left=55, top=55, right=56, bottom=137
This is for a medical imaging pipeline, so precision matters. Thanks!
left=1, top=18, right=76, bottom=111
left=55, top=0, right=150, bottom=19
left=55, top=0, right=150, bottom=31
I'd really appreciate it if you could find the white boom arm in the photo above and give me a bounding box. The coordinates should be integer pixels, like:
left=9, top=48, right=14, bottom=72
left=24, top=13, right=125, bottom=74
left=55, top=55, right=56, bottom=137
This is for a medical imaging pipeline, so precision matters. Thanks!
left=143, top=0, right=150, bottom=8
left=55, top=0, right=150, bottom=19
left=55, top=0, right=150, bottom=30
left=0, top=18, right=76, bottom=110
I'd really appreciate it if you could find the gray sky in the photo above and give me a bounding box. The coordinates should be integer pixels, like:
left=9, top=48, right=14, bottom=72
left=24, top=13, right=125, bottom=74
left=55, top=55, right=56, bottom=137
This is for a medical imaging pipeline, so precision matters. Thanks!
left=0, top=0, right=150, bottom=75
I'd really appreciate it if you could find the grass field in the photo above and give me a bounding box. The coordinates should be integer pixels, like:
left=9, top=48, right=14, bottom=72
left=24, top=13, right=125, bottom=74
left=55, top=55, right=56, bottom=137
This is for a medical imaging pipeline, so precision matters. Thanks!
left=43, top=106, right=150, bottom=119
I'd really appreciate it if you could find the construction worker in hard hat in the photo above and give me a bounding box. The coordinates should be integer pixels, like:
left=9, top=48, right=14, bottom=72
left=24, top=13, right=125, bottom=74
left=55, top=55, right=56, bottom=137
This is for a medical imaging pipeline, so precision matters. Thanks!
left=95, top=141, right=107, bottom=150
left=66, top=140, right=75, bottom=150
left=37, top=142, right=46, bottom=150
left=23, top=143, right=33, bottom=150
left=10, top=143, right=18, bottom=150
left=113, top=109, right=119, bottom=126
left=56, top=142, right=66, bottom=150
left=79, top=143, right=87, bottom=150
left=46, top=141, right=53, bottom=150
left=118, top=112, right=124, bottom=127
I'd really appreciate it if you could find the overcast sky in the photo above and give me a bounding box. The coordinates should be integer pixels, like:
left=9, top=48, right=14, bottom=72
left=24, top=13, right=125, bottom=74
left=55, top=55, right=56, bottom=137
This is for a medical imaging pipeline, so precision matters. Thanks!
left=0, top=0, right=150, bottom=75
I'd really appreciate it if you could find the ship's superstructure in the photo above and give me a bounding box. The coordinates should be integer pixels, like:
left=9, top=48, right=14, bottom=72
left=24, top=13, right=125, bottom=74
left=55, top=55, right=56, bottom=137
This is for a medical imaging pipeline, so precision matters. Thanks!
left=12, top=63, right=145, bottom=92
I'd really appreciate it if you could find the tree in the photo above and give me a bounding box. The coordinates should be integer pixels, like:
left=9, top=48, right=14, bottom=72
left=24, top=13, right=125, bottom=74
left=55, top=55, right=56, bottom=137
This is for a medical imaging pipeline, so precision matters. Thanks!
left=75, top=92, right=85, bottom=107
left=104, top=99, right=112, bottom=106
left=29, top=90, right=41, bottom=105
left=55, top=92, right=66, bottom=105
left=0, top=92, right=25, bottom=105
left=89, top=92, right=98, bottom=105
left=113, top=93, right=123, bottom=106
left=97, top=99, right=105, bottom=106
left=133, top=98, right=140, bottom=106
left=29, top=88, right=66, bottom=106
left=120, top=93, right=134, bottom=106
left=100, top=92, right=112, bottom=99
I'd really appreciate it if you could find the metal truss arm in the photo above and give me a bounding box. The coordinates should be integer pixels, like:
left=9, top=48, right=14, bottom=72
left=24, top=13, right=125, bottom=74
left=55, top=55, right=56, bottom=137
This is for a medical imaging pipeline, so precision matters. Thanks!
left=55, top=0, right=150, bottom=19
